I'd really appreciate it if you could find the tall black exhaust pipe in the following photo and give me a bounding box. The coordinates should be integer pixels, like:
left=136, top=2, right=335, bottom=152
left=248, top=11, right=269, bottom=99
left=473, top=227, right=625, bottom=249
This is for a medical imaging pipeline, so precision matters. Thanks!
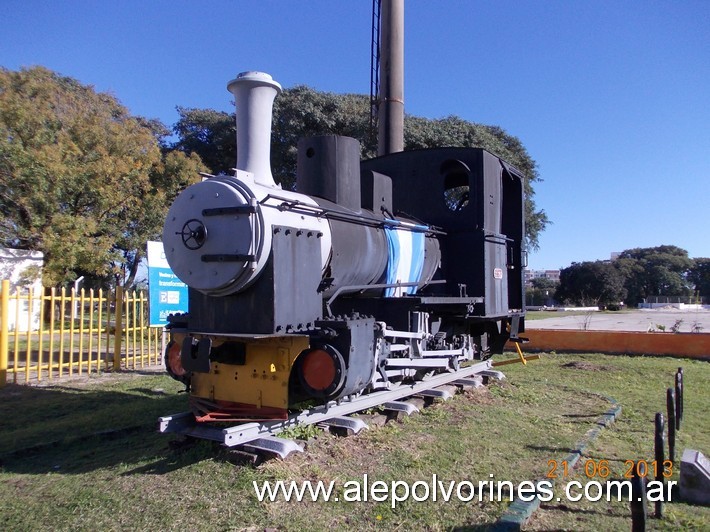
left=377, top=0, right=404, bottom=156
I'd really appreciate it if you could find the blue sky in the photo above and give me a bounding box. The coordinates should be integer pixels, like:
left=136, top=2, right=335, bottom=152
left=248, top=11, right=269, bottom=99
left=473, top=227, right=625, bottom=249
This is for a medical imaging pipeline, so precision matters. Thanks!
left=2, top=0, right=708, bottom=270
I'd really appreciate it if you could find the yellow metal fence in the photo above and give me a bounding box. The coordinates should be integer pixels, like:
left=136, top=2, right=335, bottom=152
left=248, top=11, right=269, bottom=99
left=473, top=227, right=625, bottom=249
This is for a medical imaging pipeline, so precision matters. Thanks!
left=0, top=280, right=165, bottom=386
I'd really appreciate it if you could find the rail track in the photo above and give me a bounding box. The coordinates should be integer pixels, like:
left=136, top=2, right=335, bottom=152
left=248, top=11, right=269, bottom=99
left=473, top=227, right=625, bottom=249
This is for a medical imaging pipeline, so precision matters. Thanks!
left=159, top=361, right=503, bottom=458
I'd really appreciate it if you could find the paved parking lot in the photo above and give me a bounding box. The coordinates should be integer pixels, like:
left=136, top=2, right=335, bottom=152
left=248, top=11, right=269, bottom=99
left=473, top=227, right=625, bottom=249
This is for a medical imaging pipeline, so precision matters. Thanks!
left=526, top=308, right=710, bottom=333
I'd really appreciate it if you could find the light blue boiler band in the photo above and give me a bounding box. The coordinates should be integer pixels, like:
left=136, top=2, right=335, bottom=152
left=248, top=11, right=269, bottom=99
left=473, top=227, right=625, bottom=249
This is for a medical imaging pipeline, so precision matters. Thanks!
left=384, top=222, right=427, bottom=297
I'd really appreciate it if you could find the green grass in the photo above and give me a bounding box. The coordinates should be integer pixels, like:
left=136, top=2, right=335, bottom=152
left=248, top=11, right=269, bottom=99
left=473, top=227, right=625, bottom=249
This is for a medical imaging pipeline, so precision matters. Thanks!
left=0, top=355, right=708, bottom=530
left=510, top=355, right=710, bottom=531
left=0, top=372, right=185, bottom=456
left=524, top=309, right=633, bottom=320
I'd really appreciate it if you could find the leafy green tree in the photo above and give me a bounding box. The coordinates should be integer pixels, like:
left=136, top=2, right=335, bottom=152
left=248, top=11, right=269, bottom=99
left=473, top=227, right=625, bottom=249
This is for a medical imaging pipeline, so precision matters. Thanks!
left=171, top=107, right=235, bottom=177
left=615, top=246, right=693, bottom=306
left=688, top=258, right=710, bottom=301
left=530, top=277, right=559, bottom=291
left=0, top=66, right=202, bottom=288
left=172, top=88, right=374, bottom=180
left=171, top=86, right=549, bottom=248
left=555, top=261, right=627, bottom=308
left=116, top=148, right=203, bottom=289
left=526, top=277, right=559, bottom=307
left=271, top=87, right=375, bottom=187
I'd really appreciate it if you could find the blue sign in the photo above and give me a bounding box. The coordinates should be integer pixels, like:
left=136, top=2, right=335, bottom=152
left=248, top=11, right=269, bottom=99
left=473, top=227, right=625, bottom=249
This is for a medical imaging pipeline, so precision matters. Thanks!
left=147, top=241, right=188, bottom=326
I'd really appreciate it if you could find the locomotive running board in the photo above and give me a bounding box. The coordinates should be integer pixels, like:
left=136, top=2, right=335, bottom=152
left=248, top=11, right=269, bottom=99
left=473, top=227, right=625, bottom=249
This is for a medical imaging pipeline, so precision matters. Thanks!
left=159, top=360, right=493, bottom=450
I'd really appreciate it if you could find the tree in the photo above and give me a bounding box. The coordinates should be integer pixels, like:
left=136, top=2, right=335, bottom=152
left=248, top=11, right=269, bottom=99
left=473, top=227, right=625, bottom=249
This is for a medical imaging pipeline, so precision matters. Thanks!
left=171, top=107, right=235, bottom=176
left=0, top=66, right=202, bottom=288
left=172, top=87, right=374, bottom=180
left=530, top=277, right=559, bottom=291
left=115, top=148, right=203, bottom=289
left=170, top=86, right=549, bottom=249
left=688, top=258, right=710, bottom=301
left=526, top=277, right=559, bottom=307
left=615, top=246, right=693, bottom=306
left=555, top=261, right=627, bottom=308
left=271, top=87, right=375, bottom=187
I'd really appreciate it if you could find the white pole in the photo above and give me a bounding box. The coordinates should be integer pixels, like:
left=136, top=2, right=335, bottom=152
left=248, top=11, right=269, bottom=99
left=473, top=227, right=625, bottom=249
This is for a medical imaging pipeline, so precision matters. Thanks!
left=72, top=276, right=84, bottom=321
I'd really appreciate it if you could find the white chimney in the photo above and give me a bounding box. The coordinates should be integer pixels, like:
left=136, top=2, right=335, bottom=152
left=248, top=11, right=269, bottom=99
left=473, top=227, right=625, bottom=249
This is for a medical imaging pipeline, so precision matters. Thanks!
left=227, top=71, right=282, bottom=187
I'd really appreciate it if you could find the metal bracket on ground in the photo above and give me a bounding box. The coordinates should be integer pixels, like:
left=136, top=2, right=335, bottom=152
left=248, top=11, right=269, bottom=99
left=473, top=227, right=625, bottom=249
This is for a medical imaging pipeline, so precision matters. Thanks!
left=242, top=436, right=304, bottom=459
left=416, top=388, right=453, bottom=400
left=317, top=416, right=368, bottom=435
left=452, top=377, right=483, bottom=389
left=382, top=400, right=420, bottom=415
left=480, top=369, right=506, bottom=381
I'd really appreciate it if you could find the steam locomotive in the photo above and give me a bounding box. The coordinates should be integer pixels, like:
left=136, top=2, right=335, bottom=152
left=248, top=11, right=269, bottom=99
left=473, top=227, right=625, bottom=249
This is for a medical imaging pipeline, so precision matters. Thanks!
left=162, top=71, right=526, bottom=422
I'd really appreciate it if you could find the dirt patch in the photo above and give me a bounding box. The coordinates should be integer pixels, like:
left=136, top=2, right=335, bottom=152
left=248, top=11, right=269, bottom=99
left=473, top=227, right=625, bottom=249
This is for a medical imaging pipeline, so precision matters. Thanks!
left=561, top=361, right=615, bottom=372
left=461, top=384, right=498, bottom=405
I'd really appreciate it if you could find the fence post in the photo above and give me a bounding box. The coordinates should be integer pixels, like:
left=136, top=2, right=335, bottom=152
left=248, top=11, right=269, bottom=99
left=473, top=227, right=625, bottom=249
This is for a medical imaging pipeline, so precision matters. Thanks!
left=113, top=285, right=123, bottom=371
left=675, top=368, right=683, bottom=429
left=630, top=467, right=648, bottom=532
left=654, top=413, right=665, bottom=518
left=0, top=279, right=9, bottom=387
left=666, top=388, right=676, bottom=464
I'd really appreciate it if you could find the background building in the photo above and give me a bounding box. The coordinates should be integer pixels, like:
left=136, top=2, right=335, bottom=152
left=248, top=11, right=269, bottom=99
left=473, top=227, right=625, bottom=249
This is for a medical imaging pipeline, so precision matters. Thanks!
left=0, top=248, right=43, bottom=331
left=524, top=269, right=560, bottom=287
